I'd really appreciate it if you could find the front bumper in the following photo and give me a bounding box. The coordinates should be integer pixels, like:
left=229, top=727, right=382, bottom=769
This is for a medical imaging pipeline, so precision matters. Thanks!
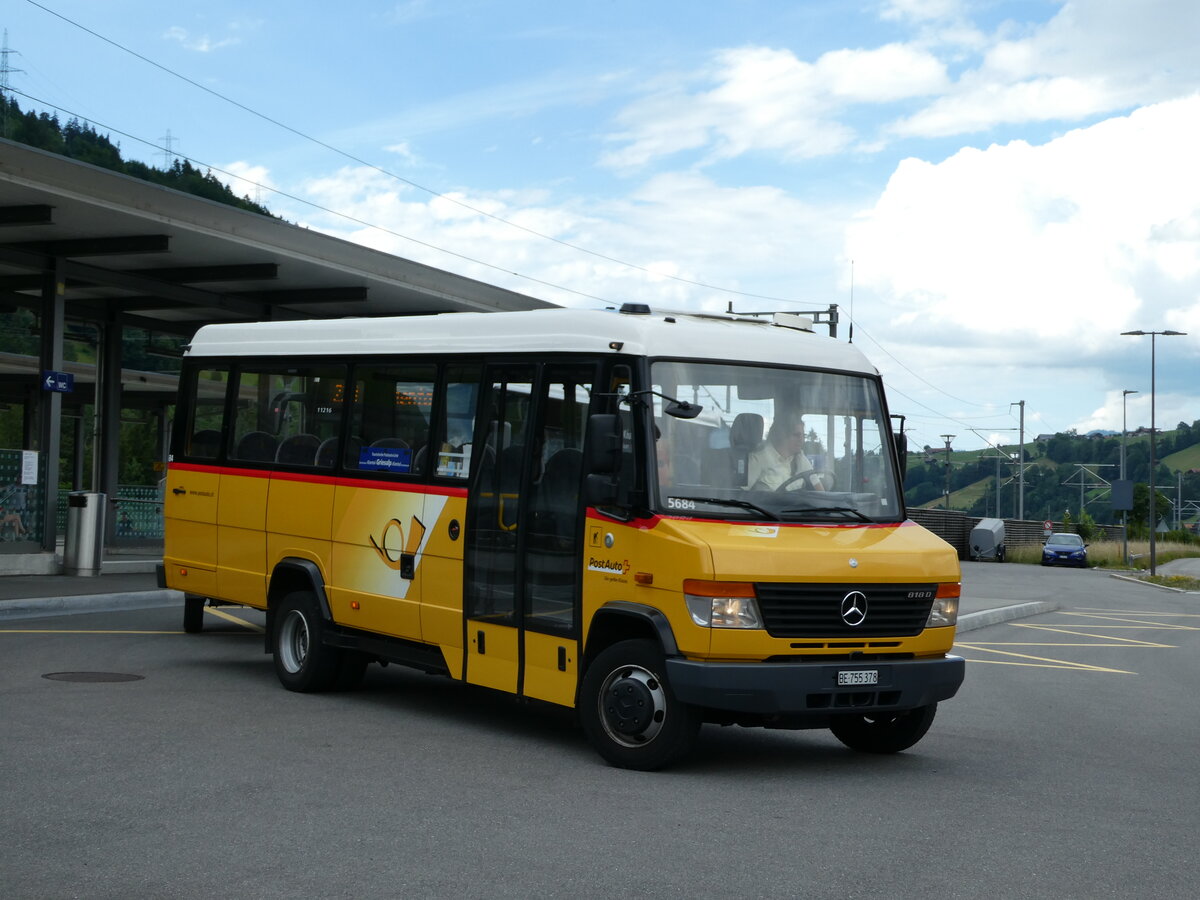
left=1042, top=554, right=1087, bottom=567
left=666, top=655, right=965, bottom=716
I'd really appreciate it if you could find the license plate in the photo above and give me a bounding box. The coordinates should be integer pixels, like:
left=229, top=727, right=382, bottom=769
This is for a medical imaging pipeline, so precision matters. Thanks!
left=837, top=669, right=879, bottom=686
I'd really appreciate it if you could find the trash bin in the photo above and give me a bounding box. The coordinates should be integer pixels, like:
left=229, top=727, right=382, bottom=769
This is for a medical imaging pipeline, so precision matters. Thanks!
left=64, top=491, right=106, bottom=577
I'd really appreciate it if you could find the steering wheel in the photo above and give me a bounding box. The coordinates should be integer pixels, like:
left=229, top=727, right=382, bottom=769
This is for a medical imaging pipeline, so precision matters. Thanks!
left=774, top=469, right=835, bottom=492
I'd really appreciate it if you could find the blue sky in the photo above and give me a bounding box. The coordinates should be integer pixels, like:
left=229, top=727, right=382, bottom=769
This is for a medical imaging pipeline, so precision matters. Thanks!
left=6, top=0, right=1200, bottom=454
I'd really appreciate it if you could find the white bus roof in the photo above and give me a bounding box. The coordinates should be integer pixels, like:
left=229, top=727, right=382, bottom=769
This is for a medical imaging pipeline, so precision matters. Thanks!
left=185, top=306, right=878, bottom=375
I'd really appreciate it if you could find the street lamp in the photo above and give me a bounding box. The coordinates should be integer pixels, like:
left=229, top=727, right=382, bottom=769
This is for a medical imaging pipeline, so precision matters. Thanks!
left=1121, top=389, right=1138, bottom=565
left=1009, top=401, right=1026, bottom=520
left=1121, top=330, right=1187, bottom=574
left=940, top=434, right=955, bottom=509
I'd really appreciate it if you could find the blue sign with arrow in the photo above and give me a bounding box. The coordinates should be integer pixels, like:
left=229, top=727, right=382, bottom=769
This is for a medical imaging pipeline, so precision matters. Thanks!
left=42, top=370, right=74, bottom=393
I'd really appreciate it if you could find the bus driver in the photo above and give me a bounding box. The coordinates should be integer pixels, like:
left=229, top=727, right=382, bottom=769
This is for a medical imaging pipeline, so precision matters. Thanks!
left=747, top=410, right=826, bottom=491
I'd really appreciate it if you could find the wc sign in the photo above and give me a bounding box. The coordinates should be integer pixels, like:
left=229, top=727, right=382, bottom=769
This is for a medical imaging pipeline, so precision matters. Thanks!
left=42, top=370, right=74, bottom=393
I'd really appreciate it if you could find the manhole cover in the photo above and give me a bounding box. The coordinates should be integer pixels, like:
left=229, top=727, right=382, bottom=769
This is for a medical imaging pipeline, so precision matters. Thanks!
left=42, top=672, right=145, bottom=683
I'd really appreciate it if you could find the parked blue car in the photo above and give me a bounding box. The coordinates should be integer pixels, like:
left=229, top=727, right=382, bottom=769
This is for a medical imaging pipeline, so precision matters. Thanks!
left=1041, top=532, right=1088, bottom=567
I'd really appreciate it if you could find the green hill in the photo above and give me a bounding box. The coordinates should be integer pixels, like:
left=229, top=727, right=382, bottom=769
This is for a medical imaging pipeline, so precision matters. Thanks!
left=1164, top=443, right=1200, bottom=473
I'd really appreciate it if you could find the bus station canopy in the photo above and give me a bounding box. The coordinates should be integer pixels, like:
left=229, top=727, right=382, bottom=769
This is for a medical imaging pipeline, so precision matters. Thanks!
left=0, top=138, right=552, bottom=335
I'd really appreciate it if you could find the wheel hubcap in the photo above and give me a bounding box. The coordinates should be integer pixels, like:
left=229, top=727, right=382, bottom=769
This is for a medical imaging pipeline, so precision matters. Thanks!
left=278, top=610, right=309, bottom=674
left=598, top=664, right=667, bottom=747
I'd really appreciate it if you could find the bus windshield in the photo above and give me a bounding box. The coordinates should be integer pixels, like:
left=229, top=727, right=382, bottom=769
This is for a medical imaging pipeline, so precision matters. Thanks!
left=650, top=360, right=903, bottom=523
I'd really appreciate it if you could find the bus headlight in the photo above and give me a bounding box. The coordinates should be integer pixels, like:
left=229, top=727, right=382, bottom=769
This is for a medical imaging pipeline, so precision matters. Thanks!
left=683, top=580, right=763, bottom=629
left=926, top=583, right=961, bottom=628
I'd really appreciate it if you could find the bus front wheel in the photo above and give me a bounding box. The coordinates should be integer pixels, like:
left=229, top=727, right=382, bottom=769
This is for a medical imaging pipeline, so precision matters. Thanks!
left=829, top=703, right=937, bottom=754
left=273, top=590, right=340, bottom=692
left=579, top=639, right=701, bottom=771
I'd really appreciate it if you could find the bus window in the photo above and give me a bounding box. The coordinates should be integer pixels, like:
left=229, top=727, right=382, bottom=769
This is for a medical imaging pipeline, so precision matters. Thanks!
left=435, top=365, right=482, bottom=479
left=183, top=368, right=230, bottom=459
left=347, top=364, right=435, bottom=475
left=229, top=365, right=347, bottom=467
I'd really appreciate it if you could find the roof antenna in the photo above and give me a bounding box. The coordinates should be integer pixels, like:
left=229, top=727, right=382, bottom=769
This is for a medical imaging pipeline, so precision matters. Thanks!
left=848, top=259, right=855, bottom=344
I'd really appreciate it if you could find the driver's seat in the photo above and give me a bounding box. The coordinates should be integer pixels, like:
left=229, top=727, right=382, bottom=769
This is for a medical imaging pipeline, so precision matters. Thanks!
left=728, top=413, right=763, bottom=487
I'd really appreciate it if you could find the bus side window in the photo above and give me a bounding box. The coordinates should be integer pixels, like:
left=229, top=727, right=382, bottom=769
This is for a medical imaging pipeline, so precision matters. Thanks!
left=229, top=365, right=346, bottom=467
left=182, top=368, right=230, bottom=460
left=436, top=365, right=482, bottom=479
left=347, top=364, right=435, bottom=476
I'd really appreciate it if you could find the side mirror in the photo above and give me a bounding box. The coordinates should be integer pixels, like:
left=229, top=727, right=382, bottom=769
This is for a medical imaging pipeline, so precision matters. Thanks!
left=664, top=399, right=702, bottom=419
left=893, top=429, right=908, bottom=481
left=584, top=414, right=622, bottom=475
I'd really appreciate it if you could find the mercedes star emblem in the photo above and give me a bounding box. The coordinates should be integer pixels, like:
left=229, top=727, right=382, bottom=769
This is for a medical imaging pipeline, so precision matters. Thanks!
left=840, top=590, right=868, bottom=627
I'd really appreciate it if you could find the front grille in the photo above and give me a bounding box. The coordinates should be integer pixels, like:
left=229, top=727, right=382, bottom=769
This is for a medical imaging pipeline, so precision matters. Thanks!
left=754, top=582, right=936, bottom=638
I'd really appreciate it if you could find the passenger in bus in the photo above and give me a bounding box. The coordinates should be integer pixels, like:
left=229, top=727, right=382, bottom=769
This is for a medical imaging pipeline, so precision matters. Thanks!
left=747, top=411, right=825, bottom=491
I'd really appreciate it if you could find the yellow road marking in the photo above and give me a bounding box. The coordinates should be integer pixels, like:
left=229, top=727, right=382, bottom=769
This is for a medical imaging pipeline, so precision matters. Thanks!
left=1057, top=612, right=1200, bottom=630
left=1076, top=608, right=1200, bottom=617
left=958, top=641, right=1175, bottom=648
left=204, top=606, right=265, bottom=632
left=955, top=643, right=1135, bottom=673
left=1009, top=623, right=1176, bottom=646
left=956, top=658, right=1133, bottom=671
left=0, top=629, right=185, bottom=635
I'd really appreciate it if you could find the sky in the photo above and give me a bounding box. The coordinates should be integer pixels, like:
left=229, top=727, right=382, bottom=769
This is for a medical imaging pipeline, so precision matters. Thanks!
left=4, top=0, right=1200, bottom=454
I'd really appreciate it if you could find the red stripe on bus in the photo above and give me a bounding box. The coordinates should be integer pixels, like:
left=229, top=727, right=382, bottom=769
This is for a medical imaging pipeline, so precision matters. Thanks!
left=167, top=461, right=468, bottom=497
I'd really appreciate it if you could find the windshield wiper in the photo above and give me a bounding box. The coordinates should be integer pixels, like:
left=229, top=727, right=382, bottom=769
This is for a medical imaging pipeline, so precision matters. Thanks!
left=780, top=505, right=873, bottom=523
left=677, top=497, right=780, bottom=521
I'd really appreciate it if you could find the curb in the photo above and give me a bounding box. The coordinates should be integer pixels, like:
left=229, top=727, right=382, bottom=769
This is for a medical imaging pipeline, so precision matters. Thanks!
left=1106, top=572, right=1190, bottom=593
left=0, top=590, right=184, bottom=621
left=957, top=600, right=1058, bottom=632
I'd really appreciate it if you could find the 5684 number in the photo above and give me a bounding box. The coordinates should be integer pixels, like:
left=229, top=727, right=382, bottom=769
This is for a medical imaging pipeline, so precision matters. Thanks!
left=666, top=497, right=696, bottom=511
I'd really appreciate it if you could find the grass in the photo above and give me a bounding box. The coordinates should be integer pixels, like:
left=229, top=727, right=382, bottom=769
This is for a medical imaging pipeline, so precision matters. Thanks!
left=1005, top=539, right=1200, bottom=589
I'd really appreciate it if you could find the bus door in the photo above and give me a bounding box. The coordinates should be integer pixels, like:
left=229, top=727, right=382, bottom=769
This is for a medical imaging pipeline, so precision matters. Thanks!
left=464, top=364, right=536, bottom=693
left=520, top=364, right=593, bottom=706
left=463, top=363, right=592, bottom=705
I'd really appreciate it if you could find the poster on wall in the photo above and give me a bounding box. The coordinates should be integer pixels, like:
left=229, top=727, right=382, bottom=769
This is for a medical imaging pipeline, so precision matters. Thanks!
left=21, top=451, right=37, bottom=485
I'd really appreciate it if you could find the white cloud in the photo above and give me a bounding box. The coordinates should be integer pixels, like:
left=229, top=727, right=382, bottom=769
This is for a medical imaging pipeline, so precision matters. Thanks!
left=601, top=1, right=1200, bottom=168
left=848, top=95, right=1200, bottom=429
left=221, top=161, right=274, bottom=202
left=880, top=0, right=965, bottom=23
left=279, top=164, right=840, bottom=312
left=890, top=0, right=1200, bottom=138
left=602, top=43, right=947, bottom=170
left=891, top=75, right=1113, bottom=137
left=163, top=19, right=260, bottom=53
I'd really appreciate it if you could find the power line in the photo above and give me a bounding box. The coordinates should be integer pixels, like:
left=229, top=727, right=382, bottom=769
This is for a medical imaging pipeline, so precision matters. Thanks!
left=851, top=320, right=989, bottom=409
left=5, top=85, right=615, bottom=306
left=22, top=0, right=823, bottom=306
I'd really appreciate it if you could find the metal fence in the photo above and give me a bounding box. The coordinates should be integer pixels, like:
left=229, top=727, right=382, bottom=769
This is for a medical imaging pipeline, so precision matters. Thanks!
left=908, top=508, right=1124, bottom=559
left=55, top=485, right=163, bottom=541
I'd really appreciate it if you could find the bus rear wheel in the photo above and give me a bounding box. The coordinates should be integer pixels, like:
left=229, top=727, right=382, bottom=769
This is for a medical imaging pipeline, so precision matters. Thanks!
left=182, top=595, right=205, bottom=634
left=579, top=639, right=700, bottom=771
left=273, top=590, right=340, bottom=692
left=829, top=703, right=937, bottom=754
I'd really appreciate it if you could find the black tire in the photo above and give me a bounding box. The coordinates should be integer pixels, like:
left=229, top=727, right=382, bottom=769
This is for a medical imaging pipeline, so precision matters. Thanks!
left=578, top=639, right=701, bottom=771
left=272, top=590, right=340, bottom=692
left=182, top=595, right=205, bottom=634
left=830, top=703, right=937, bottom=754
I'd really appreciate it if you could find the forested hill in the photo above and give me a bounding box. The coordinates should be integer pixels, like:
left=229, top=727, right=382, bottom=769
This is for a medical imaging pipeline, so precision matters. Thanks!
left=1, top=93, right=272, bottom=216
left=904, top=421, right=1200, bottom=532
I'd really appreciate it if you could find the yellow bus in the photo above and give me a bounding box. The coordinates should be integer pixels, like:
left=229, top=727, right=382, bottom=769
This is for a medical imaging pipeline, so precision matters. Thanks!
left=162, top=304, right=963, bottom=769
